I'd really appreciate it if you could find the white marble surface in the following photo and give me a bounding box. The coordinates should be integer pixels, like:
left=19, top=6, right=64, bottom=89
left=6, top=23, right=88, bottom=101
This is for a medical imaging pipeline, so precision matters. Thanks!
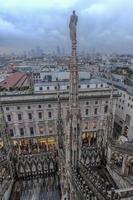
left=13, top=177, right=60, bottom=200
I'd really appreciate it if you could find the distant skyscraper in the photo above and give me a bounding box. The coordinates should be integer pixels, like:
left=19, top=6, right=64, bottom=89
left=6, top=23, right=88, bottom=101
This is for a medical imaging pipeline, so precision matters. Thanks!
left=36, top=46, right=43, bottom=57
left=56, top=46, right=61, bottom=56
left=62, top=47, right=65, bottom=56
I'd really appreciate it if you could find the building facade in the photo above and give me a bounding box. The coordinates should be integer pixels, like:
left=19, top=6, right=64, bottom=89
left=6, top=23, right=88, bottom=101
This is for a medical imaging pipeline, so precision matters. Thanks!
left=0, top=85, right=118, bottom=154
left=113, top=84, right=133, bottom=140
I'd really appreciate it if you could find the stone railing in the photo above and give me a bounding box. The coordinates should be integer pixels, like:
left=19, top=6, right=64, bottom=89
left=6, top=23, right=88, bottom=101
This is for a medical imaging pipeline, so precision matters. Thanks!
left=109, top=139, right=133, bottom=155
left=71, top=168, right=98, bottom=200
left=78, top=164, right=120, bottom=200
left=15, top=150, right=58, bottom=179
left=80, top=146, right=106, bottom=168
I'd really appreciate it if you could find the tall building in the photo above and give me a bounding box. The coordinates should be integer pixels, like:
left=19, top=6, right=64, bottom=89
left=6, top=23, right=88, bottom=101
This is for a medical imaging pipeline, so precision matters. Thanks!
left=57, top=46, right=61, bottom=56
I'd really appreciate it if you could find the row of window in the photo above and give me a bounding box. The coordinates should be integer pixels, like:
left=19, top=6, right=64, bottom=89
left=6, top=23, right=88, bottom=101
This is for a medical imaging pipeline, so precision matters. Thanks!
left=117, top=103, right=133, bottom=109
left=9, top=127, right=51, bottom=137
left=5, top=104, right=52, bottom=111
left=39, top=84, right=105, bottom=91
left=85, top=100, right=108, bottom=105
left=116, top=104, right=124, bottom=110
left=7, top=105, right=109, bottom=122
left=7, top=112, right=52, bottom=122
left=117, top=100, right=133, bottom=109
left=86, top=100, right=98, bottom=105
left=6, top=100, right=109, bottom=111
left=119, top=99, right=125, bottom=103
left=85, top=105, right=108, bottom=115
left=119, top=93, right=133, bottom=101
left=129, top=96, right=133, bottom=101
left=86, top=108, right=98, bottom=115
left=128, top=103, right=133, bottom=108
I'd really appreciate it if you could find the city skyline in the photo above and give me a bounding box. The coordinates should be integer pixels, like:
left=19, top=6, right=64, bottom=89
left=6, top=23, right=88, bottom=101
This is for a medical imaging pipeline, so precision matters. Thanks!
left=0, top=0, right=133, bottom=54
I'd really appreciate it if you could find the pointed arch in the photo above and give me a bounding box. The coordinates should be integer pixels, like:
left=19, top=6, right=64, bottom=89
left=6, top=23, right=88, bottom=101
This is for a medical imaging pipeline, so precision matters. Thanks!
left=37, top=159, right=43, bottom=172
left=18, top=162, right=25, bottom=174
left=43, top=158, right=48, bottom=171
left=49, top=159, right=54, bottom=170
left=24, top=161, right=31, bottom=173
left=31, top=160, right=37, bottom=172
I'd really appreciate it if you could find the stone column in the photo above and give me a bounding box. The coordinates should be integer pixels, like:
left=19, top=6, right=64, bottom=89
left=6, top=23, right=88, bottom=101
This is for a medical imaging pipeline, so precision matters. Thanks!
left=37, top=138, right=39, bottom=153
left=18, top=140, right=21, bottom=154
left=122, top=154, right=128, bottom=176
left=28, top=139, right=31, bottom=153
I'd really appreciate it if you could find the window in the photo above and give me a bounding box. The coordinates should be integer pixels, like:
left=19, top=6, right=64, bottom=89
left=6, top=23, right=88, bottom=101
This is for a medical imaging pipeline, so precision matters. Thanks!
left=101, top=84, right=103, bottom=87
left=39, top=127, right=43, bottom=134
left=47, top=86, right=49, bottom=90
left=39, top=87, right=43, bottom=91
left=28, top=113, right=32, bottom=120
left=122, top=107, right=123, bottom=110
left=17, top=106, right=20, bottom=110
left=86, top=109, right=89, bottom=115
left=30, top=127, right=34, bottom=135
left=38, top=105, right=42, bottom=108
left=78, top=85, right=81, bottom=88
left=87, top=85, right=90, bottom=88
left=94, top=108, right=97, bottom=115
left=55, top=86, right=57, bottom=90
left=6, top=107, right=9, bottom=111
left=48, top=112, right=52, bottom=118
left=38, top=112, right=42, bottom=119
left=95, top=101, right=98, bottom=104
left=67, top=85, right=69, bottom=89
left=27, top=106, right=31, bottom=109
left=129, top=97, right=131, bottom=100
left=119, top=105, right=121, bottom=108
left=131, top=105, right=133, bottom=109
left=18, top=114, right=22, bottom=121
left=93, top=123, right=97, bottom=129
left=86, top=102, right=89, bottom=105
left=48, top=104, right=51, bottom=108
left=106, top=101, right=108, bottom=104
left=49, top=129, right=53, bottom=134
left=7, top=114, right=11, bottom=121
left=10, top=129, right=14, bottom=137
left=123, top=100, right=124, bottom=103
left=20, top=128, right=24, bottom=136
left=128, top=103, right=130, bottom=107
left=85, top=123, right=88, bottom=129
left=104, top=105, right=108, bottom=113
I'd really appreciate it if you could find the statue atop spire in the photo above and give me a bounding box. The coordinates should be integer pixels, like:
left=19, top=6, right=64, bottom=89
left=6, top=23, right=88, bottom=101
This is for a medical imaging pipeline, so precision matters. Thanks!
left=69, top=10, right=78, bottom=41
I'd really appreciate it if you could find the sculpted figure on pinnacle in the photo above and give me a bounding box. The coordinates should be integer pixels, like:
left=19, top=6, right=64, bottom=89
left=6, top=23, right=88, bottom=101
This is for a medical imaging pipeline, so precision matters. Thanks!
left=69, top=10, right=78, bottom=42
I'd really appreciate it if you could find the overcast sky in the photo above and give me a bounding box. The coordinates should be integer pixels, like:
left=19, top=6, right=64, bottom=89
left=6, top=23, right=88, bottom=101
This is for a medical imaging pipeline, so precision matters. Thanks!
left=0, top=0, right=133, bottom=54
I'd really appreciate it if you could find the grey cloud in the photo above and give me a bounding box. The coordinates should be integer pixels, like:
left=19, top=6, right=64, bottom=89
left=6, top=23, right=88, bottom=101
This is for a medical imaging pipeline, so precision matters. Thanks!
left=0, top=0, right=133, bottom=53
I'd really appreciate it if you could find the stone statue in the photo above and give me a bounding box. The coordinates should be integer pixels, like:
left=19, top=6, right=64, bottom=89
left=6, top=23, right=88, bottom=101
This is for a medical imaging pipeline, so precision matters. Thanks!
left=69, top=11, right=78, bottom=41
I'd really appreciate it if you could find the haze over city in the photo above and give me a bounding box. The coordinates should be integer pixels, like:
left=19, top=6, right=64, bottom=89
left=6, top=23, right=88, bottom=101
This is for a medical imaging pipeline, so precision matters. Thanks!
left=1, top=0, right=133, bottom=54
